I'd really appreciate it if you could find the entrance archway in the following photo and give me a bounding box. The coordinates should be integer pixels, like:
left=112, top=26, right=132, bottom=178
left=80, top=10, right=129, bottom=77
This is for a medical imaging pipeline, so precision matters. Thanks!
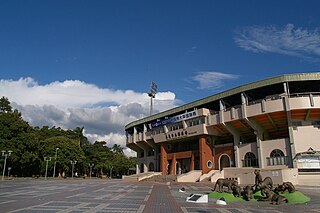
left=219, top=154, right=231, bottom=171
left=149, top=162, right=154, bottom=172
left=140, top=163, right=144, bottom=173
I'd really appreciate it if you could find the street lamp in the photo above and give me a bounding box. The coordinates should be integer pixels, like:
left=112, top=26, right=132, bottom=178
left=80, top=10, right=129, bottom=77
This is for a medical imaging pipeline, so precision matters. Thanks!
left=44, top=157, right=51, bottom=180
left=1, top=150, right=12, bottom=181
left=89, top=163, right=94, bottom=179
left=71, top=161, right=77, bottom=179
left=53, top=148, right=59, bottom=178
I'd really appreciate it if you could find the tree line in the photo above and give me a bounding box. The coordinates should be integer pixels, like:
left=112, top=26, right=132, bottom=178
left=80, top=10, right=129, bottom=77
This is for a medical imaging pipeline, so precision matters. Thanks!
left=0, top=97, right=136, bottom=178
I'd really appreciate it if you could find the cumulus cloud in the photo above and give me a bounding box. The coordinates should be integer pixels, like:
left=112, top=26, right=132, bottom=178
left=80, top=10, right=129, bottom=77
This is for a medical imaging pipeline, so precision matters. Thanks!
left=191, top=71, right=238, bottom=90
left=234, top=24, right=320, bottom=62
left=85, top=132, right=136, bottom=157
left=1, top=78, right=178, bottom=156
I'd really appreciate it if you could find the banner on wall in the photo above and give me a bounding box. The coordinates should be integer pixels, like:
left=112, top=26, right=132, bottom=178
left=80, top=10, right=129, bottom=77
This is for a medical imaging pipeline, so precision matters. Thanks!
left=151, top=110, right=198, bottom=129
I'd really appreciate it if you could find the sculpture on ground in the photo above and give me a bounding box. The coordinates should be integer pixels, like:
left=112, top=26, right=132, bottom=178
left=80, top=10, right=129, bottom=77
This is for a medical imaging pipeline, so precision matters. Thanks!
left=213, top=178, right=238, bottom=193
left=243, top=185, right=254, bottom=201
left=253, top=169, right=263, bottom=191
left=258, top=177, right=273, bottom=195
left=274, top=182, right=295, bottom=194
left=258, top=188, right=288, bottom=205
left=231, top=185, right=241, bottom=197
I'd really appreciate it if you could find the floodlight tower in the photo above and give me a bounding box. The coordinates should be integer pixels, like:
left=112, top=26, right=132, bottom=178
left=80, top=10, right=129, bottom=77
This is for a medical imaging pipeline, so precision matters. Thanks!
left=148, top=82, right=157, bottom=116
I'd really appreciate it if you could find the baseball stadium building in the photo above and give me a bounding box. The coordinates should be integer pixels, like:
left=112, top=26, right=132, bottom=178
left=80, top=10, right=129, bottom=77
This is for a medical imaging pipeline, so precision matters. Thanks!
left=125, top=73, right=320, bottom=181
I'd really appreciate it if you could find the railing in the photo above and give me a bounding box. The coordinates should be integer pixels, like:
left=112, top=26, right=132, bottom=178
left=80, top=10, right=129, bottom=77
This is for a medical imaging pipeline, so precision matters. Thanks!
left=241, top=159, right=259, bottom=167
left=266, top=156, right=289, bottom=166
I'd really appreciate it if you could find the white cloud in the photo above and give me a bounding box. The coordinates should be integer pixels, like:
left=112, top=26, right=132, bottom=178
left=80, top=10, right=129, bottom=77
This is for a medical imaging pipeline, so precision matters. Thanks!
left=234, top=24, right=320, bottom=62
left=0, top=77, right=176, bottom=109
left=1, top=78, right=178, bottom=156
left=191, top=71, right=238, bottom=90
left=85, top=132, right=136, bottom=157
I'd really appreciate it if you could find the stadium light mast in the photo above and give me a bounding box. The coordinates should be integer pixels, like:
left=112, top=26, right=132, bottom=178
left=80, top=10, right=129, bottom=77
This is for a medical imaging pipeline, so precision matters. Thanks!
left=148, top=82, right=157, bottom=116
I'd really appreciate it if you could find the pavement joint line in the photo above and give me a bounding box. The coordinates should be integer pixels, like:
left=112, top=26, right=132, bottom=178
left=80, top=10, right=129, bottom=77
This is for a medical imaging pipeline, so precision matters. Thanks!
left=66, top=192, right=86, bottom=198
left=69, top=187, right=85, bottom=191
left=0, top=200, right=16, bottom=205
left=237, top=209, right=252, bottom=213
left=181, top=207, right=188, bottom=213
left=57, top=202, right=89, bottom=213
left=148, top=189, right=152, bottom=194
left=111, top=193, right=126, bottom=200
left=93, top=187, right=105, bottom=192
left=137, top=204, right=145, bottom=213
left=0, top=190, right=30, bottom=196
left=217, top=208, right=233, bottom=213
left=84, top=203, right=110, bottom=213
left=144, top=195, right=150, bottom=201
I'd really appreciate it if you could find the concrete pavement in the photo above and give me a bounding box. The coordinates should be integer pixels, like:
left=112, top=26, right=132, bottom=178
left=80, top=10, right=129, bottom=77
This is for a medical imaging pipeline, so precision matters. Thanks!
left=0, top=179, right=319, bottom=213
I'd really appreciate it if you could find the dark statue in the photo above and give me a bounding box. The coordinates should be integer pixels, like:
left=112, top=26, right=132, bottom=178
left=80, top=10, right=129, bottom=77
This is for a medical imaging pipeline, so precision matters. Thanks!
left=258, top=177, right=273, bottom=195
left=231, top=185, right=242, bottom=197
left=253, top=169, right=263, bottom=190
left=243, top=185, right=254, bottom=201
left=212, top=170, right=295, bottom=205
left=258, top=188, right=288, bottom=205
left=213, top=178, right=238, bottom=193
left=274, top=182, right=295, bottom=194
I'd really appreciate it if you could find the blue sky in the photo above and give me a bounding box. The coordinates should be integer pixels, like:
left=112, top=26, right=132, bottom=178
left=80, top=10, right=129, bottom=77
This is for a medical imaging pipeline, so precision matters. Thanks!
left=1, top=0, right=320, bottom=154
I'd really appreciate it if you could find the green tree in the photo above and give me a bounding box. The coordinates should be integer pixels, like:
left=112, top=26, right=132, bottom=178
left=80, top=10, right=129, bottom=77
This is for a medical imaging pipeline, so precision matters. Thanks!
left=0, top=96, right=12, bottom=113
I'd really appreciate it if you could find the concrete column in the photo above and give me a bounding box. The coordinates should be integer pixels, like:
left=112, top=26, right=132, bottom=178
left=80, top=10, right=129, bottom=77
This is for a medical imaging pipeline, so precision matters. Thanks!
left=160, top=143, right=168, bottom=175
left=246, top=118, right=265, bottom=168
left=182, top=120, right=187, bottom=129
left=171, top=153, right=176, bottom=175
left=254, top=130, right=265, bottom=168
left=224, top=123, right=241, bottom=168
left=219, top=100, right=225, bottom=124
left=283, top=82, right=296, bottom=168
left=133, top=127, right=137, bottom=143
left=199, top=135, right=213, bottom=174
left=164, top=125, right=169, bottom=133
left=190, top=152, right=195, bottom=171
left=144, top=163, right=148, bottom=173
left=136, top=164, right=139, bottom=174
left=241, top=93, right=248, bottom=118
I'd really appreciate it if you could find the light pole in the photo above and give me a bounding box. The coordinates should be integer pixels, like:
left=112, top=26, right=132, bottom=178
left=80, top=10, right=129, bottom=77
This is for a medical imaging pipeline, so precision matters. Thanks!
left=71, top=161, right=77, bottom=179
left=1, top=150, right=12, bottom=181
left=44, top=157, right=51, bottom=180
left=53, top=148, right=59, bottom=178
left=148, top=82, right=157, bottom=116
left=89, top=163, right=94, bottom=179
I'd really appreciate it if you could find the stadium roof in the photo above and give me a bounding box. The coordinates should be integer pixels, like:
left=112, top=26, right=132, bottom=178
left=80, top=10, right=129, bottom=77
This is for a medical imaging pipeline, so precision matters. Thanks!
left=125, top=72, right=320, bottom=130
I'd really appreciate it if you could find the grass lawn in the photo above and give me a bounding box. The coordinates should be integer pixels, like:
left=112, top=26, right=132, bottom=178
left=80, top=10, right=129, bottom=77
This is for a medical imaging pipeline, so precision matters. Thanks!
left=208, top=190, right=310, bottom=204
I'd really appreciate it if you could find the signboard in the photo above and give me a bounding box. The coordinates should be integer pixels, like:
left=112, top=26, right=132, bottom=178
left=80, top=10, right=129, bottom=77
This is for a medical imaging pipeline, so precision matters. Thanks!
left=151, top=110, right=198, bottom=129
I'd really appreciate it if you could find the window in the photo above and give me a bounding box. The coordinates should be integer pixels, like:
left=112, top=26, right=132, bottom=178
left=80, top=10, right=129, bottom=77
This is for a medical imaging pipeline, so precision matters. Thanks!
left=267, top=149, right=287, bottom=166
left=243, top=152, right=258, bottom=167
left=270, top=149, right=285, bottom=158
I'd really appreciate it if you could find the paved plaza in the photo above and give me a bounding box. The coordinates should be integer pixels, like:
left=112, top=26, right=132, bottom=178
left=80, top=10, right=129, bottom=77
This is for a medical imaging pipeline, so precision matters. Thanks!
left=0, top=179, right=319, bottom=213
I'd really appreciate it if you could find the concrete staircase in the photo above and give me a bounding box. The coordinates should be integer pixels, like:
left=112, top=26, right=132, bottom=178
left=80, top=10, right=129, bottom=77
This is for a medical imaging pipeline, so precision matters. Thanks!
left=122, top=172, right=162, bottom=182
left=199, top=170, right=219, bottom=182
left=142, top=174, right=177, bottom=182
left=176, top=170, right=202, bottom=182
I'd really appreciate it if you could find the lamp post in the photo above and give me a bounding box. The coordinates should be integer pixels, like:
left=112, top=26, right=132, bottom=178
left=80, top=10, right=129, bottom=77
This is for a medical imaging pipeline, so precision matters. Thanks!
left=53, top=148, right=59, bottom=178
left=89, top=163, right=94, bottom=179
left=148, top=82, right=157, bottom=115
left=1, top=150, right=12, bottom=181
left=44, top=157, right=51, bottom=180
left=71, top=161, right=77, bottom=179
